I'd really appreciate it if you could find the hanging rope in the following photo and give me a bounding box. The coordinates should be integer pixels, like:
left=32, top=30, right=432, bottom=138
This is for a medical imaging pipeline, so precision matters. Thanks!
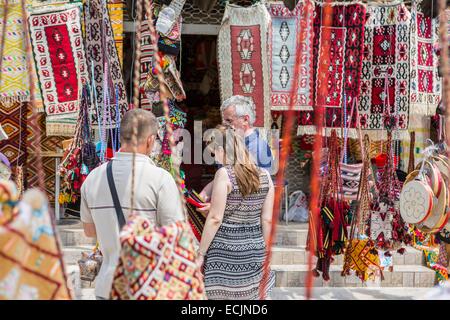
left=19, top=0, right=72, bottom=299
left=132, top=0, right=143, bottom=108
left=258, top=0, right=314, bottom=300
left=305, top=0, right=333, bottom=300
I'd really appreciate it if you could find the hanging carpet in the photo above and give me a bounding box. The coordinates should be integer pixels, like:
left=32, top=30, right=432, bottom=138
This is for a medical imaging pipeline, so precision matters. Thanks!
left=297, top=2, right=366, bottom=138
left=0, top=102, right=29, bottom=170
left=140, top=18, right=153, bottom=110
left=409, top=1, right=441, bottom=116
left=107, top=0, right=125, bottom=65
left=85, top=0, right=129, bottom=128
left=267, top=0, right=314, bottom=111
left=0, top=183, right=71, bottom=299
left=217, top=3, right=271, bottom=128
left=0, top=1, right=30, bottom=104
left=358, top=3, right=411, bottom=140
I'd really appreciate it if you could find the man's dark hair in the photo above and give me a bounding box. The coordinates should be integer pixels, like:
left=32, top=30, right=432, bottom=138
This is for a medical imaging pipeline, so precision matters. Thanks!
left=120, top=109, right=157, bottom=145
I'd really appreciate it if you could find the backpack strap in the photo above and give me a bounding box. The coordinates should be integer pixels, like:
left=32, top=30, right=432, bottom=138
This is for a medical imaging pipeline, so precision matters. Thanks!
left=106, top=161, right=126, bottom=230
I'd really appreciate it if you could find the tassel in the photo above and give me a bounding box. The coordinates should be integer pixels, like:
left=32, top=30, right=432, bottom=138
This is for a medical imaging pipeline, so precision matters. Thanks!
left=397, top=248, right=406, bottom=255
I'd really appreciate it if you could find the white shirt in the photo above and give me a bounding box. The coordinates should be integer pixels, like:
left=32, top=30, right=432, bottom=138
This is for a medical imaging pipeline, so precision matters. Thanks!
left=80, top=152, right=184, bottom=298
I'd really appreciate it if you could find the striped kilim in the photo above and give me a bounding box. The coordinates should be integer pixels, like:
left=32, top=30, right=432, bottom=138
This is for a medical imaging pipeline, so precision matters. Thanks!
left=107, top=0, right=125, bottom=65
left=0, top=1, right=30, bottom=103
left=0, top=183, right=71, bottom=299
left=0, top=102, right=28, bottom=171
left=26, top=113, right=64, bottom=203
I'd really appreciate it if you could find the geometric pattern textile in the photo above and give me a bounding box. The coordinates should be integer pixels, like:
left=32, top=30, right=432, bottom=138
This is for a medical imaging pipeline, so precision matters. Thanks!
left=267, top=0, right=314, bottom=111
left=218, top=3, right=271, bottom=128
left=0, top=1, right=30, bottom=103
left=410, top=1, right=441, bottom=116
left=107, top=0, right=125, bottom=65
left=139, top=18, right=153, bottom=110
left=110, top=214, right=206, bottom=300
left=297, top=3, right=366, bottom=138
left=85, top=0, right=129, bottom=128
left=358, top=3, right=411, bottom=139
left=344, top=239, right=381, bottom=281
left=0, top=185, right=71, bottom=299
left=0, top=102, right=28, bottom=169
left=28, top=3, right=88, bottom=118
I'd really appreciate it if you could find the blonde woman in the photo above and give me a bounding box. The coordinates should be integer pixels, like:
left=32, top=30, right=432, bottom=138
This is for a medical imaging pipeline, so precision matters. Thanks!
left=196, top=125, right=275, bottom=300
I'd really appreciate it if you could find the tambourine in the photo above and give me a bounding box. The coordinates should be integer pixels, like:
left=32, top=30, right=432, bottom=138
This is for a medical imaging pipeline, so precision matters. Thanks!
left=432, top=156, right=449, bottom=179
left=418, top=183, right=448, bottom=233
left=415, top=160, right=443, bottom=198
left=400, top=170, right=434, bottom=224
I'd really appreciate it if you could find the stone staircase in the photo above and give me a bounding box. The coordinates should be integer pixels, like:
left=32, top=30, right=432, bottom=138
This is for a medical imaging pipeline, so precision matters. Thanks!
left=57, top=220, right=436, bottom=300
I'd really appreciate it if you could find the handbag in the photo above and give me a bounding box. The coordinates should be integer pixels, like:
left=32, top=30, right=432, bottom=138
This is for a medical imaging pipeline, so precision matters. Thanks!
left=78, top=161, right=126, bottom=283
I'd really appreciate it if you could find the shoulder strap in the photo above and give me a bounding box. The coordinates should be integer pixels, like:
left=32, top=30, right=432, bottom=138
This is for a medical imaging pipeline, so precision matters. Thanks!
left=106, top=161, right=126, bottom=230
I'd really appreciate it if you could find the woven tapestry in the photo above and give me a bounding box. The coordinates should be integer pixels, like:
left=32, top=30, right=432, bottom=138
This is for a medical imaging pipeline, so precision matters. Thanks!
left=358, top=3, right=411, bottom=139
left=297, top=2, right=366, bottom=138
left=107, top=0, right=125, bottom=65
left=85, top=0, right=129, bottom=128
left=267, top=0, right=314, bottom=111
left=26, top=113, right=64, bottom=203
left=218, top=3, right=271, bottom=128
left=0, top=1, right=30, bottom=103
left=28, top=3, right=88, bottom=141
left=140, top=18, right=153, bottom=110
left=0, top=185, right=71, bottom=299
left=409, top=1, right=441, bottom=116
left=0, top=102, right=28, bottom=169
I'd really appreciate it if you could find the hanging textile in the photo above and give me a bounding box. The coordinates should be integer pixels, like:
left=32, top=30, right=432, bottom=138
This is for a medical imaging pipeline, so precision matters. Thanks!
left=0, top=1, right=30, bottom=104
left=217, top=2, right=271, bottom=128
left=0, top=183, right=71, bottom=299
left=358, top=3, right=411, bottom=139
left=297, top=2, right=366, bottom=138
left=0, top=102, right=29, bottom=170
left=28, top=3, right=88, bottom=137
left=139, top=18, right=153, bottom=109
left=26, top=113, right=64, bottom=203
left=85, top=0, right=129, bottom=128
left=107, top=0, right=125, bottom=65
left=409, top=1, right=441, bottom=116
left=267, top=0, right=314, bottom=111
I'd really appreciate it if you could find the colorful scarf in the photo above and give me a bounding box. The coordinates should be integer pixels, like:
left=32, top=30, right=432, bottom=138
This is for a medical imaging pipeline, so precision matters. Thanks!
left=0, top=183, right=71, bottom=299
left=297, top=2, right=366, bottom=138
left=85, top=0, right=128, bottom=128
left=358, top=3, right=411, bottom=140
left=217, top=3, right=271, bottom=128
left=267, top=0, right=314, bottom=111
left=409, top=1, right=441, bottom=116
left=107, top=0, right=124, bottom=65
left=0, top=1, right=30, bottom=103
left=28, top=3, right=88, bottom=139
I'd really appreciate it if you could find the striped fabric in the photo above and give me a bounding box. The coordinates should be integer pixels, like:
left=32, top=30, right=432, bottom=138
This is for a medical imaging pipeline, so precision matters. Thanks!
left=204, top=166, right=275, bottom=300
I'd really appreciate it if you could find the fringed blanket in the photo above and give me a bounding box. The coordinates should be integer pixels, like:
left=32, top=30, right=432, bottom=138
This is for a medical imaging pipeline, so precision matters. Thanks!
left=0, top=1, right=30, bottom=104
left=28, top=2, right=88, bottom=137
left=409, top=1, right=441, bottom=116
left=218, top=3, right=271, bottom=128
left=358, top=3, right=411, bottom=140
left=0, top=184, right=71, bottom=299
left=85, top=0, right=128, bottom=128
left=297, top=2, right=366, bottom=138
left=267, top=0, right=314, bottom=111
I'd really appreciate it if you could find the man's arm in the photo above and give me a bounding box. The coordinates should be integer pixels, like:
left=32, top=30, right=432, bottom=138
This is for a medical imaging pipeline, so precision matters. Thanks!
left=80, top=184, right=96, bottom=238
left=157, top=173, right=185, bottom=226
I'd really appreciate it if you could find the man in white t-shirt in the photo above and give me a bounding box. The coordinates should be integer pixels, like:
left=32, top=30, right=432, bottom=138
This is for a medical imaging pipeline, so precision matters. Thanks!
left=80, top=109, right=184, bottom=300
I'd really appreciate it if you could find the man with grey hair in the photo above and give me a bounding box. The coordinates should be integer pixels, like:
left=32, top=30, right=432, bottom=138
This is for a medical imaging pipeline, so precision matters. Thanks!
left=81, top=109, right=184, bottom=300
left=199, top=95, right=273, bottom=203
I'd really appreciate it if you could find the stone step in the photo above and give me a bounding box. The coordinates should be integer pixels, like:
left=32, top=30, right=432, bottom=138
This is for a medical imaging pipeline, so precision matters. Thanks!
left=57, top=226, right=97, bottom=246
left=272, top=264, right=436, bottom=288
left=271, top=246, right=424, bottom=266
left=274, top=223, right=309, bottom=246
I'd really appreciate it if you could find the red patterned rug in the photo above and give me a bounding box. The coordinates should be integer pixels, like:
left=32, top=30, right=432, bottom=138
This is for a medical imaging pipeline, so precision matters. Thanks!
left=410, top=2, right=441, bottom=116
left=297, top=3, right=366, bottom=138
left=267, top=0, right=314, bottom=111
left=28, top=3, right=88, bottom=119
left=217, top=3, right=271, bottom=128
left=358, top=3, right=411, bottom=139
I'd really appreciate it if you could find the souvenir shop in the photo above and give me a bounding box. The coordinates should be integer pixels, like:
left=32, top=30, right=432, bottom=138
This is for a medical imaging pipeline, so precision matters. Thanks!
left=0, top=0, right=450, bottom=300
